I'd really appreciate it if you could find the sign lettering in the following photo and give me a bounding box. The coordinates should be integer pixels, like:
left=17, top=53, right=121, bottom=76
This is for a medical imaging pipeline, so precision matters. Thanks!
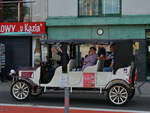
left=0, top=22, right=45, bottom=34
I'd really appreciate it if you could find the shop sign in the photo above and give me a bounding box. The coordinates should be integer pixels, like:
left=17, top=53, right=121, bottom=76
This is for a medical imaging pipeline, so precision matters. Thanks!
left=0, top=22, right=45, bottom=34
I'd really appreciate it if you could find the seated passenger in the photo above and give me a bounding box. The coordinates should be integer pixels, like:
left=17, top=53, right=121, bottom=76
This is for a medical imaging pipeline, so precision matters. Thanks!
left=103, top=43, right=115, bottom=72
left=97, top=44, right=106, bottom=71
left=98, top=44, right=106, bottom=58
left=82, top=47, right=98, bottom=71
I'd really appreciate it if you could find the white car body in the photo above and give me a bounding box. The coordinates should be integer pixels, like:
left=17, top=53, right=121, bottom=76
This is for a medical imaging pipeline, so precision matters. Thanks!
left=10, top=41, right=136, bottom=105
left=18, top=60, right=131, bottom=89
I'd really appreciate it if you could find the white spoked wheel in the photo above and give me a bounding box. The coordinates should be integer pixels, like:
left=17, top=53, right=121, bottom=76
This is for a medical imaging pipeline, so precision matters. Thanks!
left=11, top=81, right=30, bottom=101
left=108, top=84, right=129, bottom=105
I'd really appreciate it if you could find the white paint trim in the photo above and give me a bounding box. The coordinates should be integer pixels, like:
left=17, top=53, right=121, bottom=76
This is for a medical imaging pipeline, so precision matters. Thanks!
left=0, top=103, right=149, bottom=113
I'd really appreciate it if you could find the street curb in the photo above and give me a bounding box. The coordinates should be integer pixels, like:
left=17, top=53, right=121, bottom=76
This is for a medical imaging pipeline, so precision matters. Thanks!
left=0, top=104, right=150, bottom=113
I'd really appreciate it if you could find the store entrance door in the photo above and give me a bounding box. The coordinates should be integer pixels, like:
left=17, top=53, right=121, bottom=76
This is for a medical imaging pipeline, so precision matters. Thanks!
left=0, top=36, right=32, bottom=74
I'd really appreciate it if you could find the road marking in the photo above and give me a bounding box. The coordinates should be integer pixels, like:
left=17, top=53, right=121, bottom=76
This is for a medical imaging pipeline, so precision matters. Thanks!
left=0, top=103, right=149, bottom=113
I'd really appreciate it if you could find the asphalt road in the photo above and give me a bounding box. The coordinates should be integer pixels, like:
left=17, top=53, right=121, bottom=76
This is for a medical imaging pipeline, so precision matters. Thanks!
left=0, top=82, right=150, bottom=112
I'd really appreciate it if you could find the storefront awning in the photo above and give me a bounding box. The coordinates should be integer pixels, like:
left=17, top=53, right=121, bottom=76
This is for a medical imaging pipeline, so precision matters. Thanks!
left=0, top=32, right=46, bottom=37
left=0, top=32, right=31, bottom=36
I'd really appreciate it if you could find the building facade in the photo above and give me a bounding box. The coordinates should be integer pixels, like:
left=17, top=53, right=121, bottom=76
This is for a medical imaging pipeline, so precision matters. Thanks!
left=46, top=0, right=150, bottom=81
left=0, top=0, right=47, bottom=78
left=29, top=0, right=48, bottom=67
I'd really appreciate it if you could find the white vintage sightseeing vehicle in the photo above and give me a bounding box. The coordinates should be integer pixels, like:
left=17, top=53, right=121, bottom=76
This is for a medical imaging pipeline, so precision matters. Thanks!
left=10, top=40, right=137, bottom=106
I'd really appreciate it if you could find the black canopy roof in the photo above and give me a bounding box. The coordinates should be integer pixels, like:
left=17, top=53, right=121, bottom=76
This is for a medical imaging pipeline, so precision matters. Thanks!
left=41, top=39, right=135, bottom=73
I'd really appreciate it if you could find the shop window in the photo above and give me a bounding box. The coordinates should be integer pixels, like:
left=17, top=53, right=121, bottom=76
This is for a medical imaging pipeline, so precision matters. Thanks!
left=34, top=39, right=41, bottom=67
left=79, top=0, right=121, bottom=17
left=3, top=2, right=18, bottom=22
left=0, top=0, right=32, bottom=22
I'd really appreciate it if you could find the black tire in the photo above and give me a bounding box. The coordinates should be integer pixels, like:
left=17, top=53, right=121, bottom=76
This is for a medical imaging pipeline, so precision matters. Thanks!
left=10, top=80, right=31, bottom=101
left=30, top=87, right=43, bottom=97
left=129, top=88, right=135, bottom=100
left=107, top=84, right=130, bottom=106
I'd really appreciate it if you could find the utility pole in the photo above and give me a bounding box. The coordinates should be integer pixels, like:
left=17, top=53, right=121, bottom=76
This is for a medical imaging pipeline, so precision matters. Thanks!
left=61, top=44, right=70, bottom=113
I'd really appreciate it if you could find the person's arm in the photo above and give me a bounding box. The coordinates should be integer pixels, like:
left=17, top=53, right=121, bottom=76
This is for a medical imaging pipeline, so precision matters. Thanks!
left=83, top=57, right=88, bottom=65
left=89, top=55, right=97, bottom=64
left=110, top=62, right=114, bottom=68
left=109, top=53, right=114, bottom=68
left=98, top=54, right=105, bottom=60
left=101, top=48, right=106, bottom=57
left=51, top=47, right=63, bottom=56
left=105, top=56, right=111, bottom=60
left=51, top=48, right=58, bottom=54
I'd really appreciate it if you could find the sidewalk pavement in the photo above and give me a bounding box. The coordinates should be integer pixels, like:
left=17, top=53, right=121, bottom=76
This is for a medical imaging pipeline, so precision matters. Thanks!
left=0, top=81, right=11, bottom=92
left=0, top=105, right=146, bottom=113
left=135, top=81, right=150, bottom=97
left=0, top=80, right=150, bottom=97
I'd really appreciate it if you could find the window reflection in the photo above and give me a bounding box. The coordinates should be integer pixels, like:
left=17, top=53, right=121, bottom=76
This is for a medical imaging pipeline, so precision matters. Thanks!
left=0, top=1, right=32, bottom=22
left=79, top=0, right=99, bottom=16
left=102, top=0, right=120, bottom=14
left=79, top=0, right=121, bottom=16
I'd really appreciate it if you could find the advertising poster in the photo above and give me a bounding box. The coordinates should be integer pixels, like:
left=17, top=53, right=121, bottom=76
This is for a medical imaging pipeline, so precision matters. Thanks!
left=83, top=73, right=95, bottom=88
left=21, top=72, right=33, bottom=78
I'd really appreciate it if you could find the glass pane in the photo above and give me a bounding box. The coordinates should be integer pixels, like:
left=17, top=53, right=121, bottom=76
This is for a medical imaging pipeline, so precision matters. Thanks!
left=41, top=44, right=49, bottom=62
left=22, top=4, right=32, bottom=22
left=147, top=32, right=150, bottom=38
left=79, top=0, right=99, bottom=16
left=3, top=3, right=18, bottom=22
left=0, top=2, right=32, bottom=22
left=102, top=0, right=120, bottom=15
